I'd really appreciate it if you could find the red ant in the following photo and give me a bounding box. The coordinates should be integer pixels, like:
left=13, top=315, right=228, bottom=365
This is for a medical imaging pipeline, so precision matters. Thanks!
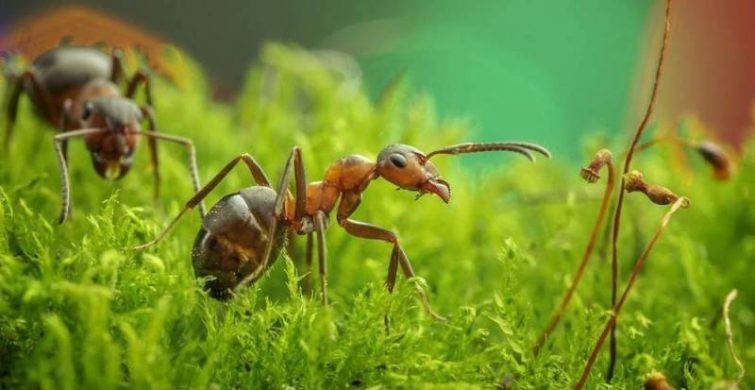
left=135, top=142, right=550, bottom=318
left=3, top=46, right=205, bottom=223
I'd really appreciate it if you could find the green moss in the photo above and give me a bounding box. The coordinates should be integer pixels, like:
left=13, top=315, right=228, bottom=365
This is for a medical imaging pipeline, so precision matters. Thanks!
left=0, top=44, right=752, bottom=388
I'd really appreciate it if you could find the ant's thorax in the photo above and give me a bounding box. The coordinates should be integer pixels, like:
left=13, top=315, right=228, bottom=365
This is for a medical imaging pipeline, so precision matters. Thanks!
left=301, top=154, right=377, bottom=218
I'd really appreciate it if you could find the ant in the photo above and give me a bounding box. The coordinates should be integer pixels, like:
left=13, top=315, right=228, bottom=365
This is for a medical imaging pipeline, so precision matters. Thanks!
left=3, top=45, right=205, bottom=223
left=135, top=141, right=550, bottom=318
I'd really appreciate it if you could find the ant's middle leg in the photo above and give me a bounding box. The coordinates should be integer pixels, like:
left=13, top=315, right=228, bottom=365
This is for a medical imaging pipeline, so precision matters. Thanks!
left=126, top=69, right=154, bottom=106
left=138, top=106, right=210, bottom=215
left=314, top=211, right=328, bottom=305
left=111, top=48, right=153, bottom=106
left=109, top=48, right=126, bottom=85
left=4, top=70, right=53, bottom=151
left=303, top=232, right=314, bottom=296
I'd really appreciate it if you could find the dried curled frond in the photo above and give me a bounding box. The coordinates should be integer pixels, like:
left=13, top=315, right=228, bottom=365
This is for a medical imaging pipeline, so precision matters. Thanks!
left=624, top=170, right=690, bottom=208
left=580, top=149, right=613, bottom=183
left=695, top=141, right=734, bottom=180
left=644, top=371, right=675, bottom=390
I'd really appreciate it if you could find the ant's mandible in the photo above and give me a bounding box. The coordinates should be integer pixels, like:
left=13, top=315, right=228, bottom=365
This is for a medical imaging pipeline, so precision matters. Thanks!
left=135, top=141, right=550, bottom=318
left=3, top=46, right=205, bottom=223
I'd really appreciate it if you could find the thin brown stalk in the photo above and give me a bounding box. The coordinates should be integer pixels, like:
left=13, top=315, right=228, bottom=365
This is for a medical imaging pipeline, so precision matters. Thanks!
left=723, top=289, right=745, bottom=385
left=575, top=197, right=687, bottom=390
left=533, top=160, right=615, bottom=356
left=633, top=135, right=691, bottom=155
left=607, top=0, right=673, bottom=381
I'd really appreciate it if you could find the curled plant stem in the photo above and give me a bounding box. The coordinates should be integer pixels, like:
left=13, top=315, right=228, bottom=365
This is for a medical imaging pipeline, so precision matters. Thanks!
left=607, top=0, right=673, bottom=381
left=634, top=135, right=693, bottom=154
left=575, top=197, right=688, bottom=390
left=696, top=141, right=735, bottom=180
left=635, top=137, right=734, bottom=180
left=723, top=289, right=745, bottom=385
left=533, top=149, right=615, bottom=356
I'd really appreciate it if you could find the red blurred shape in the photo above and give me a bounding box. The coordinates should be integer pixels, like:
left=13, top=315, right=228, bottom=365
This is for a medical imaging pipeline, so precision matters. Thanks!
left=634, top=0, right=755, bottom=148
left=0, top=6, right=168, bottom=72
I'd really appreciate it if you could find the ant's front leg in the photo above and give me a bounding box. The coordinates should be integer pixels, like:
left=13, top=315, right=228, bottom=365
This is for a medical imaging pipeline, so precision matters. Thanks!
left=53, top=126, right=108, bottom=224
left=336, top=192, right=445, bottom=321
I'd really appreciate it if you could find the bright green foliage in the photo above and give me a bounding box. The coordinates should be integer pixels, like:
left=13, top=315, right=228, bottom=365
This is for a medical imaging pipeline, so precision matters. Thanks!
left=0, top=44, right=753, bottom=389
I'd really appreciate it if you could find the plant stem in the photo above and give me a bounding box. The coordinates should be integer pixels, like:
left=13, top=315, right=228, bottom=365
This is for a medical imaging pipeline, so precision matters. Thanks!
left=575, top=197, right=687, bottom=390
left=606, top=0, right=673, bottom=381
left=723, top=289, right=745, bottom=385
left=533, top=163, right=615, bottom=356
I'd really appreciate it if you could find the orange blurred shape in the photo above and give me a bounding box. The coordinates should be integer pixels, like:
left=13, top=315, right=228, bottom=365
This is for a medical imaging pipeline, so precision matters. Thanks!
left=633, top=0, right=755, bottom=150
left=1, top=6, right=168, bottom=76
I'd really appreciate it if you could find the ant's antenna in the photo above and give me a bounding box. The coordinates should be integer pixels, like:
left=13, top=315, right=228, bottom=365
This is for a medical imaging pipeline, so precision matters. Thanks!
left=426, top=142, right=551, bottom=162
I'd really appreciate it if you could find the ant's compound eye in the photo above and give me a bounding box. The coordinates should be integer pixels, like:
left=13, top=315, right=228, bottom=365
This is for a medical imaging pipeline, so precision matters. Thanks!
left=82, top=101, right=94, bottom=120
left=389, top=153, right=407, bottom=168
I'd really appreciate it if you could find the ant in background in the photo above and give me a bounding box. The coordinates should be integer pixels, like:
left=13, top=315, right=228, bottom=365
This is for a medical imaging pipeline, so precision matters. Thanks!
left=136, top=141, right=550, bottom=318
left=3, top=45, right=205, bottom=223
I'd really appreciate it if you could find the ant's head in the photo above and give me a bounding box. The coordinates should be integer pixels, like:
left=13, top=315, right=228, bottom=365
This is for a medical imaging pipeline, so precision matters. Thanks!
left=376, top=144, right=451, bottom=202
left=81, top=97, right=142, bottom=180
left=376, top=142, right=552, bottom=203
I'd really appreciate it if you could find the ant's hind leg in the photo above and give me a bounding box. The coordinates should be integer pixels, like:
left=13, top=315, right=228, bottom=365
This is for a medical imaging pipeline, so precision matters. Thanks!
left=236, top=146, right=308, bottom=290
left=133, top=152, right=273, bottom=250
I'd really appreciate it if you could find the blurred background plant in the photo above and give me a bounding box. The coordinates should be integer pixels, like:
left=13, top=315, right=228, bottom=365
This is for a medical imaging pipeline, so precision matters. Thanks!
left=2, top=0, right=754, bottom=160
left=0, top=41, right=752, bottom=388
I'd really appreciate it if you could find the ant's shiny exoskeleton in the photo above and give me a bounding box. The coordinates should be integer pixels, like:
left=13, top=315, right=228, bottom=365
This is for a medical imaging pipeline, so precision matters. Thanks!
left=135, top=141, right=550, bottom=318
left=3, top=46, right=205, bottom=223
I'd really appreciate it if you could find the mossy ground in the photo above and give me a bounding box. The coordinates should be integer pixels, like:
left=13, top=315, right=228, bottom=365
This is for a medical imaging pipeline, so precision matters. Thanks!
left=0, top=44, right=752, bottom=389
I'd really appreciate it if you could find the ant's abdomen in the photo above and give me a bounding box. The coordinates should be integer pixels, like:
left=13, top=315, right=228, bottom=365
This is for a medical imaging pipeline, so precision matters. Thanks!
left=191, top=186, right=285, bottom=299
left=32, top=47, right=111, bottom=94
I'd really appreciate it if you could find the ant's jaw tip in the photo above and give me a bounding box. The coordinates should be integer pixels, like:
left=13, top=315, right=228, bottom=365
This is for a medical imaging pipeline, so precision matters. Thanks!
left=421, top=179, right=450, bottom=203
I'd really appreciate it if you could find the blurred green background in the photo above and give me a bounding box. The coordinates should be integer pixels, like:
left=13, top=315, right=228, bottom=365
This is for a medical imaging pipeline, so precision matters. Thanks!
left=1, top=0, right=657, bottom=161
